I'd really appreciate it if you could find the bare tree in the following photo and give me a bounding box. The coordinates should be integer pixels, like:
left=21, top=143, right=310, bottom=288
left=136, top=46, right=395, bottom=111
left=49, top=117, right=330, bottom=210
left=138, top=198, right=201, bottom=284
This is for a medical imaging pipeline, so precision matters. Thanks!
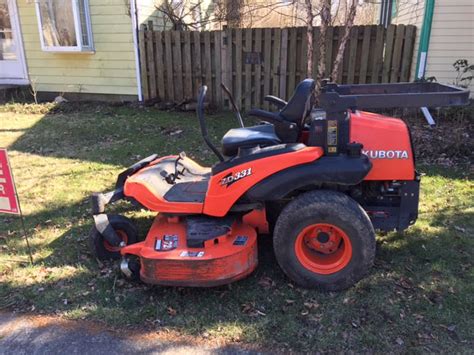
left=317, top=0, right=331, bottom=93
left=156, top=0, right=304, bottom=30
left=304, top=0, right=315, bottom=77
left=299, top=0, right=361, bottom=97
left=330, top=0, right=357, bottom=80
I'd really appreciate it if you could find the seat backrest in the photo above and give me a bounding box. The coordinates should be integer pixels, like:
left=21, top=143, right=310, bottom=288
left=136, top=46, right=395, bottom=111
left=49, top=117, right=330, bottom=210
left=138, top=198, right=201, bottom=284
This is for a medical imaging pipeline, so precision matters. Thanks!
left=279, top=79, right=315, bottom=127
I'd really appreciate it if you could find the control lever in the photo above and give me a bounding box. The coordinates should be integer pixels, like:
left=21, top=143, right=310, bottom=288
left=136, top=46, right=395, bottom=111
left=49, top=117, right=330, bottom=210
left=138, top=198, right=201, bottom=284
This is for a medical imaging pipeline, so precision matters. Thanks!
left=221, top=83, right=244, bottom=128
left=160, top=152, right=187, bottom=185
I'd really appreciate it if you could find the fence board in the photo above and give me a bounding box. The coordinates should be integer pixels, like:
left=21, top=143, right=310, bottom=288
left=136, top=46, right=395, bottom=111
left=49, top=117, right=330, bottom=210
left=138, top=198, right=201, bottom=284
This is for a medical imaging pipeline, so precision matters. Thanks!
left=182, top=31, right=193, bottom=99
left=272, top=29, right=281, bottom=103
left=254, top=28, right=262, bottom=107
left=204, top=31, right=213, bottom=102
left=163, top=31, right=174, bottom=101
left=287, top=27, right=297, bottom=97
left=312, top=27, right=320, bottom=79
left=244, top=29, right=252, bottom=111
left=390, top=25, right=405, bottom=83
left=235, top=29, right=243, bottom=107
left=372, top=25, right=385, bottom=83
left=325, top=26, right=334, bottom=78
left=300, top=28, right=308, bottom=80
left=192, top=31, right=202, bottom=99
left=172, top=31, right=183, bottom=101
left=279, top=29, right=288, bottom=99
left=140, top=25, right=416, bottom=107
left=146, top=31, right=157, bottom=99
left=359, top=26, right=371, bottom=84
left=263, top=28, right=272, bottom=110
left=347, top=27, right=358, bottom=84
left=224, top=29, right=233, bottom=108
left=382, top=25, right=396, bottom=83
left=154, top=32, right=165, bottom=100
left=214, top=31, right=223, bottom=106
left=401, top=25, right=416, bottom=82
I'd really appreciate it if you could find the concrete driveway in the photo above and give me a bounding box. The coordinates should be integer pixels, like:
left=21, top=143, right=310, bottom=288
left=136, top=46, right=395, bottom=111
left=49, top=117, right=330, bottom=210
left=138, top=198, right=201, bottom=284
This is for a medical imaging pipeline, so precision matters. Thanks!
left=0, top=312, right=259, bottom=355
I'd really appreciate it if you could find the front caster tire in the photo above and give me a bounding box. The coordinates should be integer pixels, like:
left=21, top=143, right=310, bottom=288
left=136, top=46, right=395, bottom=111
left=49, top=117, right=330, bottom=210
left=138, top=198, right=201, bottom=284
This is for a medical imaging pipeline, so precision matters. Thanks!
left=273, top=190, right=376, bottom=291
left=88, top=214, right=138, bottom=260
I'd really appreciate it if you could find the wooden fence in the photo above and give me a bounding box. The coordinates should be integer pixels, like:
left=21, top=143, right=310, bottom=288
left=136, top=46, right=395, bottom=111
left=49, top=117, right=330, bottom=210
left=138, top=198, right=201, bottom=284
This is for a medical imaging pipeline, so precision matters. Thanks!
left=139, top=24, right=416, bottom=109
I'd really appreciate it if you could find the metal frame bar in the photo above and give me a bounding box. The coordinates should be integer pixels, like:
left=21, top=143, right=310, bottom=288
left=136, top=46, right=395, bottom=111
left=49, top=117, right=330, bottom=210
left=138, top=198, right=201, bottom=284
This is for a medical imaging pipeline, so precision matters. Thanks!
left=320, top=82, right=470, bottom=112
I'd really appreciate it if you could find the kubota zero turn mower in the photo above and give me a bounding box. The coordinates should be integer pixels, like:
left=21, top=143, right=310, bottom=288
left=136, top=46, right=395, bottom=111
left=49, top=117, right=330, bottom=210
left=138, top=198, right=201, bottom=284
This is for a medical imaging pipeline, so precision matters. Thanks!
left=89, top=80, right=469, bottom=291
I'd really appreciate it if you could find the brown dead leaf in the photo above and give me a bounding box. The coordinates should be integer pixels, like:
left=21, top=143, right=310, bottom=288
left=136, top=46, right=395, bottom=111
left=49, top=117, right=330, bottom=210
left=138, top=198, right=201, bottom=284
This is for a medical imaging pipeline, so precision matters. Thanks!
left=241, top=302, right=266, bottom=317
left=304, top=299, right=320, bottom=309
left=258, top=276, right=275, bottom=289
left=167, top=306, right=177, bottom=316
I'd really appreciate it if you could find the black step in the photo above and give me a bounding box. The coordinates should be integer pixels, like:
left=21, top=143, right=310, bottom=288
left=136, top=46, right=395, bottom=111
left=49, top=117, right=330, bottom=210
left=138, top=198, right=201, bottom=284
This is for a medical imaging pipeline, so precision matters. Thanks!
left=186, top=215, right=236, bottom=248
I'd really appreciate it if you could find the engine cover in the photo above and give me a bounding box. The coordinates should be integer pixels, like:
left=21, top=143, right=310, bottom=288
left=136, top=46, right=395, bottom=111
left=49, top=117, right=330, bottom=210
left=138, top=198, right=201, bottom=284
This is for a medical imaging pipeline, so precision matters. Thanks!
left=350, top=111, right=416, bottom=181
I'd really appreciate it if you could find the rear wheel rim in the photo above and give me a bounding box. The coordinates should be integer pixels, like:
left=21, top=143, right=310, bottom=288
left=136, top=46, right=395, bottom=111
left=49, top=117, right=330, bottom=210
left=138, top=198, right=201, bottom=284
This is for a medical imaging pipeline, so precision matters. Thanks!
left=294, top=223, right=352, bottom=275
left=103, top=230, right=128, bottom=252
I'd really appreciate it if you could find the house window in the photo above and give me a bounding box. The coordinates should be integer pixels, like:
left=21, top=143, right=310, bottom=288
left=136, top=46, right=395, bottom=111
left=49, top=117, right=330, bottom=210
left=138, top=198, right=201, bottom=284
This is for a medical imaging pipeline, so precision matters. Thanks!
left=34, top=0, right=94, bottom=52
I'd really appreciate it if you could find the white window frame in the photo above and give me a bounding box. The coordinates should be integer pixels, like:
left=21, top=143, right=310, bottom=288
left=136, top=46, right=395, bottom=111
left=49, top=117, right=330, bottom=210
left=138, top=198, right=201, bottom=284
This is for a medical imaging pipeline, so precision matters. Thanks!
left=34, top=0, right=94, bottom=53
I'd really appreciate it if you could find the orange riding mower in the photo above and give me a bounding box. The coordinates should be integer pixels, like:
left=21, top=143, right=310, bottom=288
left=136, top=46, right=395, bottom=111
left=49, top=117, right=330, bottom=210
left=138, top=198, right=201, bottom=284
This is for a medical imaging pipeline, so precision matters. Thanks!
left=89, top=80, right=469, bottom=291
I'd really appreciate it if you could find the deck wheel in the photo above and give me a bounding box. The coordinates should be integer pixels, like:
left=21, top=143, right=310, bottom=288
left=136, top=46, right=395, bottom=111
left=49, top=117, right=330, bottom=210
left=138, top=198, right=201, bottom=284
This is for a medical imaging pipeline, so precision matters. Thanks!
left=89, top=215, right=138, bottom=260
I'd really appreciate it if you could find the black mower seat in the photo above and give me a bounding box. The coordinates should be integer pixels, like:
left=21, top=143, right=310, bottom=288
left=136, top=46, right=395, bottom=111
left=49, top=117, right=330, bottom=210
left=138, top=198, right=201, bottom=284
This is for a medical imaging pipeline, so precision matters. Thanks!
left=221, top=124, right=281, bottom=157
left=248, top=79, right=315, bottom=142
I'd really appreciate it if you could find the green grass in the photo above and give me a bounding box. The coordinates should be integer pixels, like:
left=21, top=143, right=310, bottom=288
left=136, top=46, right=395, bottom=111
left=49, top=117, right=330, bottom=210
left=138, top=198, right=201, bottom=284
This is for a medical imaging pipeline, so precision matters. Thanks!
left=0, top=103, right=473, bottom=352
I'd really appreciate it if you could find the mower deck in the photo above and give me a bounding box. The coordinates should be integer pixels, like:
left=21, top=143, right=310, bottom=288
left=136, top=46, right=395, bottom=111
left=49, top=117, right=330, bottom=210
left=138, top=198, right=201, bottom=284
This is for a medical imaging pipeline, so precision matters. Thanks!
left=121, top=214, right=258, bottom=287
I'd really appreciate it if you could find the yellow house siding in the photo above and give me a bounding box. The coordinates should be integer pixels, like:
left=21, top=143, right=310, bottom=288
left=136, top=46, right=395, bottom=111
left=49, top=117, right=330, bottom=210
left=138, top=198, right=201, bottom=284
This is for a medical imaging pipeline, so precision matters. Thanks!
left=391, top=0, right=425, bottom=81
left=17, top=0, right=138, bottom=96
left=426, top=0, right=474, bottom=95
left=392, top=0, right=474, bottom=95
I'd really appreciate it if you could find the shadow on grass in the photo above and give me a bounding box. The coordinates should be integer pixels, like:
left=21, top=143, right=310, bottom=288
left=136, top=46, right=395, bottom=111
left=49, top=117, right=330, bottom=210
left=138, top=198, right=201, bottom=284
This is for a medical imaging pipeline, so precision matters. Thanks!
left=7, top=104, right=238, bottom=167
left=1, top=105, right=473, bottom=352
left=2, top=188, right=473, bottom=352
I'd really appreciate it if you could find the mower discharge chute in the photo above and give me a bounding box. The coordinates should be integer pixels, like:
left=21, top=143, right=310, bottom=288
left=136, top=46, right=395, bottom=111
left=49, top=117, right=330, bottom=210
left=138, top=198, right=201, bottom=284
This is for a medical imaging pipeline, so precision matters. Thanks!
left=89, top=80, right=469, bottom=291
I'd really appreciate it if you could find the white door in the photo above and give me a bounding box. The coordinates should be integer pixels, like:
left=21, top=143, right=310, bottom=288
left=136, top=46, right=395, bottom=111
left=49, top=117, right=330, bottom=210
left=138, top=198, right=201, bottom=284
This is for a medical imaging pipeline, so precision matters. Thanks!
left=0, top=0, right=28, bottom=84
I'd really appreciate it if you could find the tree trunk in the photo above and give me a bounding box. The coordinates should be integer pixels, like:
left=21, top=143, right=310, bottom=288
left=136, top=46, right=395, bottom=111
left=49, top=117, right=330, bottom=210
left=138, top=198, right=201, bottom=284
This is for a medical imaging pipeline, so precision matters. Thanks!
left=305, top=0, right=314, bottom=78
left=316, top=0, right=331, bottom=96
left=330, top=0, right=357, bottom=81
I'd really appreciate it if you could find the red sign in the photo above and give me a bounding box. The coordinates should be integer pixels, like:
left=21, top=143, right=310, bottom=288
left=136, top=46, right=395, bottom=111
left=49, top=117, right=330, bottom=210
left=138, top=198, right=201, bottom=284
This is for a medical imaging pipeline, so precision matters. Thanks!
left=0, top=149, right=19, bottom=215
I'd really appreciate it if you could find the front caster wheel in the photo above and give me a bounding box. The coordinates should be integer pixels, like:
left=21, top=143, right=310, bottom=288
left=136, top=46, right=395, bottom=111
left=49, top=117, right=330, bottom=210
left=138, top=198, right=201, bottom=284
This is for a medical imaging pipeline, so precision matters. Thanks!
left=273, top=190, right=376, bottom=291
left=88, top=214, right=138, bottom=260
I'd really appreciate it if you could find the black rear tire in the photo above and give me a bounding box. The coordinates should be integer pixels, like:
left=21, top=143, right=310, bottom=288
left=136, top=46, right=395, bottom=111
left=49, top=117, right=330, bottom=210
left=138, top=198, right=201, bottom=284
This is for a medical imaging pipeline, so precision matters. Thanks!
left=273, top=190, right=376, bottom=291
left=89, top=214, right=138, bottom=260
